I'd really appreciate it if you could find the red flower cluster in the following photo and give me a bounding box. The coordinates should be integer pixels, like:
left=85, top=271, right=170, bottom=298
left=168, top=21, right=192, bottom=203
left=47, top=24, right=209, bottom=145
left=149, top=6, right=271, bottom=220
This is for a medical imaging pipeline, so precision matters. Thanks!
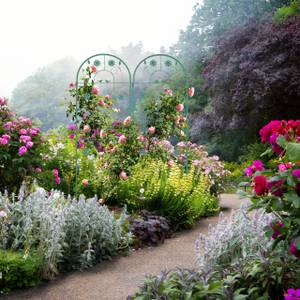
left=259, top=120, right=300, bottom=154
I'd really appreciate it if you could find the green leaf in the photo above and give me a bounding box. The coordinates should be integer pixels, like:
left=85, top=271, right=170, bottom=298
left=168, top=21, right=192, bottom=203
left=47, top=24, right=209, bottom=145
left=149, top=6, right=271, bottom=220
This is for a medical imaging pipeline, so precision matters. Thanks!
left=276, top=135, right=287, bottom=148
left=260, top=148, right=273, bottom=157
left=286, top=142, right=300, bottom=162
left=285, top=193, right=300, bottom=208
left=294, top=237, right=300, bottom=250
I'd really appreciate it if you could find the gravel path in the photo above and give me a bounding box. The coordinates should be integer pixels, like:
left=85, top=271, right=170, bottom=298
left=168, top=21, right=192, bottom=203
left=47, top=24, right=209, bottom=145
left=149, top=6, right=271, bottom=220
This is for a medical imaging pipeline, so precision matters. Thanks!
left=3, top=194, right=244, bottom=300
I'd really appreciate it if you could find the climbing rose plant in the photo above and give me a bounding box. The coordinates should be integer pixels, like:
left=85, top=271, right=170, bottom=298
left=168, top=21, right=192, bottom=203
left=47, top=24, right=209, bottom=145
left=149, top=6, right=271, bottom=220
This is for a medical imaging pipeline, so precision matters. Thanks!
left=241, top=120, right=300, bottom=259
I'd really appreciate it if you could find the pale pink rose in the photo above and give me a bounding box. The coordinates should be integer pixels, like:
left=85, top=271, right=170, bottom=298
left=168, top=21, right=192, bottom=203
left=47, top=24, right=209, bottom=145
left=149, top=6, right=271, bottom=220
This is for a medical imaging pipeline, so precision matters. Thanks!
left=98, top=99, right=105, bottom=106
left=90, top=65, right=97, bottom=73
left=176, top=103, right=184, bottom=112
left=91, top=86, right=100, bottom=95
left=69, top=82, right=75, bottom=88
left=104, top=94, right=110, bottom=99
left=181, top=116, right=187, bottom=122
left=148, top=127, right=155, bottom=135
left=137, top=135, right=145, bottom=142
left=188, top=87, right=195, bottom=97
left=0, top=97, right=7, bottom=106
left=123, top=116, right=132, bottom=125
left=118, top=135, right=127, bottom=144
left=4, top=122, right=12, bottom=130
left=83, top=125, right=91, bottom=133
left=119, top=171, right=128, bottom=180
left=100, top=130, right=107, bottom=138
left=164, top=88, right=173, bottom=96
left=82, top=179, right=89, bottom=187
left=19, top=128, right=27, bottom=135
left=167, top=159, right=174, bottom=168
left=35, top=167, right=42, bottom=173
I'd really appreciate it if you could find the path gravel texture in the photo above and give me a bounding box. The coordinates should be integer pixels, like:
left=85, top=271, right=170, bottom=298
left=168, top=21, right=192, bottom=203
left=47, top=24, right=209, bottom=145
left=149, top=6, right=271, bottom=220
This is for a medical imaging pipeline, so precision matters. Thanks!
left=3, top=194, right=245, bottom=300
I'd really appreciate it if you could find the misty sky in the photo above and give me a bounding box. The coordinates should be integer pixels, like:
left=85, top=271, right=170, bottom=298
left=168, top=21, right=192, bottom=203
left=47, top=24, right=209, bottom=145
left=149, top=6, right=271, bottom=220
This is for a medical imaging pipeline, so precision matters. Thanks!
left=0, top=0, right=199, bottom=97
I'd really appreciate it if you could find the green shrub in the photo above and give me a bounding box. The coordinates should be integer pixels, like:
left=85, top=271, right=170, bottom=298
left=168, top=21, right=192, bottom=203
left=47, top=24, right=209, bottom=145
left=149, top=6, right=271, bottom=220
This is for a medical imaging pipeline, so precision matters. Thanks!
left=273, top=0, right=300, bottom=22
left=116, top=158, right=219, bottom=228
left=0, top=250, right=43, bottom=293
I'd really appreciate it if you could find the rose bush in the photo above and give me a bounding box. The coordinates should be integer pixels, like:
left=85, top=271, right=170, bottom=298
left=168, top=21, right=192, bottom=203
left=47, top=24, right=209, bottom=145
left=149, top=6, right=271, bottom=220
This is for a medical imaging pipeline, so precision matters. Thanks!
left=0, top=97, right=43, bottom=193
left=240, top=120, right=300, bottom=259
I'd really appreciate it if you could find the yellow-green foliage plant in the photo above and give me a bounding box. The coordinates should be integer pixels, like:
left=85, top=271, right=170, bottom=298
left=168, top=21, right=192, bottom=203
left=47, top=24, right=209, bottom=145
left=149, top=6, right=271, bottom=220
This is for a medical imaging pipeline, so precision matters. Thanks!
left=116, top=158, right=219, bottom=228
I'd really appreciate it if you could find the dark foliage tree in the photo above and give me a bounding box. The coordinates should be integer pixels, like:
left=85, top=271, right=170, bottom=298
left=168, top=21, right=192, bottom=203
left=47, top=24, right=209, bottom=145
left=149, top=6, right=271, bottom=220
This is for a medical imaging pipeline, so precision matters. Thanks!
left=194, top=14, right=300, bottom=160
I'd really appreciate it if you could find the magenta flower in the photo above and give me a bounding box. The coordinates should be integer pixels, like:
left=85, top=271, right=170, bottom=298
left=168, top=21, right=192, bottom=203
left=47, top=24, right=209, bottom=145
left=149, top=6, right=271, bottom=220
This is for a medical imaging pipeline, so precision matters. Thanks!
left=252, top=160, right=264, bottom=171
left=279, top=163, right=293, bottom=172
left=19, top=128, right=27, bottom=135
left=55, top=176, right=61, bottom=185
left=18, top=146, right=27, bottom=155
left=53, top=169, right=59, bottom=177
left=4, top=122, right=12, bottom=130
left=69, top=133, right=75, bottom=139
left=0, top=138, right=8, bottom=145
left=292, top=169, right=300, bottom=179
left=253, top=175, right=268, bottom=196
left=29, top=128, right=38, bottom=136
left=284, top=288, right=300, bottom=300
left=245, top=166, right=254, bottom=177
left=19, top=135, right=31, bottom=143
left=68, top=124, right=76, bottom=131
left=26, top=141, right=34, bottom=148
left=290, top=241, right=300, bottom=258
left=2, top=134, right=10, bottom=140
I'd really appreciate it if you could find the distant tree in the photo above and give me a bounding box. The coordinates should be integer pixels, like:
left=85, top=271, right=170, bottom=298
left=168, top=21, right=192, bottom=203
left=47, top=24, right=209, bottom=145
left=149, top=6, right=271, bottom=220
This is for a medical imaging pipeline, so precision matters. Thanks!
left=193, top=14, right=300, bottom=160
left=11, top=57, right=78, bottom=130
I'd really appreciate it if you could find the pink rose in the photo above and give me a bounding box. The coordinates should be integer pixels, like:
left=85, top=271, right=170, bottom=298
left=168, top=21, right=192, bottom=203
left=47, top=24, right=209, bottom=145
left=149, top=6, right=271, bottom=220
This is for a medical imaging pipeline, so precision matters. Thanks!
left=118, top=135, right=127, bottom=144
left=18, top=146, right=27, bottom=155
left=100, top=130, right=107, bottom=138
left=188, top=87, right=195, bottom=97
left=148, top=127, right=155, bottom=135
left=137, top=135, right=145, bottom=142
left=123, top=116, right=132, bottom=125
left=69, top=82, right=75, bottom=88
left=19, top=128, right=27, bottom=135
left=35, top=167, right=42, bottom=173
left=69, top=133, right=75, bottom=139
left=90, top=65, right=97, bottom=73
left=292, top=169, right=300, bottom=179
left=82, top=179, right=89, bottom=187
left=19, top=135, right=31, bottom=143
left=104, top=95, right=110, bottom=99
left=2, top=134, right=10, bottom=140
left=164, top=88, right=173, bottom=96
left=4, top=122, right=12, bottom=130
left=167, top=159, right=174, bottom=168
left=0, top=138, right=8, bottom=145
left=176, top=103, right=184, bottom=112
left=98, top=99, right=105, bottom=107
left=91, top=86, right=100, bottom=95
left=119, top=171, right=128, bottom=180
left=0, top=97, right=7, bottom=106
left=26, top=141, right=34, bottom=148
left=83, top=125, right=91, bottom=133
left=68, top=124, right=76, bottom=131
left=252, top=160, right=264, bottom=171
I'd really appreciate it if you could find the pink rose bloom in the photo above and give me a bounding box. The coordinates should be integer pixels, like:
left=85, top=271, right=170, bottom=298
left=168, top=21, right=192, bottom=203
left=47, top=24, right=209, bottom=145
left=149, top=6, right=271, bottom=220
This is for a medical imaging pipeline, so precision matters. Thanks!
left=100, top=130, right=107, bottom=138
left=90, top=65, right=97, bottom=73
left=69, top=82, right=75, bottom=88
left=167, top=159, right=174, bottom=168
left=181, top=116, right=187, bottom=123
left=148, top=127, right=155, bottom=135
left=69, top=133, right=75, bottom=139
left=91, top=86, right=100, bottom=95
left=19, top=128, right=27, bottom=135
left=83, top=125, right=91, bottom=133
left=176, top=103, right=184, bottom=112
left=98, top=99, right=105, bottom=106
left=78, top=142, right=84, bottom=149
left=119, top=171, right=128, bottom=180
left=28, top=128, right=37, bottom=136
left=118, top=134, right=127, bottom=144
left=188, top=87, right=195, bottom=97
left=278, top=162, right=293, bottom=172
left=0, top=96, right=7, bottom=106
left=164, top=88, right=173, bottom=96
left=4, top=122, right=12, bottom=130
left=292, top=169, right=300, bottom=179
left=19, top=135, right=31, bottom=143
left=26, top=141, right=34, bottom=148
left=35, top=167, right=42, bottom=173
left=18, top=146, right=27, bottom=155
left=0, top=138, right=8, bottom=145
left=123, top=116, right=132, bottom=125
left=104, top=94, right=110, bottom=99
left=2, top=134, right=10, bottom=140
left=137, top=134, right=145, bottom=142
left=252, top=160, right=264, bottom=171
left=68, top=124, right=76, bottom=131
left=82, top=179, right=89, bottom=186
